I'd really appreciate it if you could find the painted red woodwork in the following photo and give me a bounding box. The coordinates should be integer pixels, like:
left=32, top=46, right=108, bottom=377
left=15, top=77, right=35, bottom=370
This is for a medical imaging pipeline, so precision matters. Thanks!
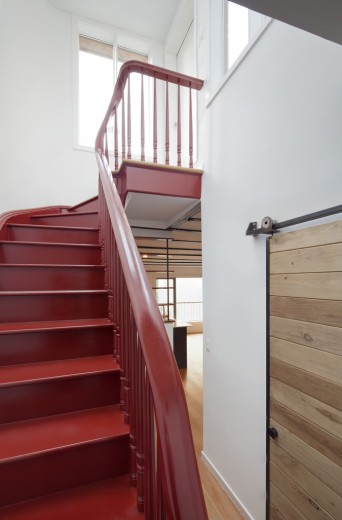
left=0, top=291, right=108, bottom=322
left=1, top=475, right=143, bottom=520
left=96, top=66, right=208, bottom=516
left=115, top=159, right=203, bottom=205
left=31, top=211, right=99, bottom=227
left=0, top=264, right=105, bottom=291
left=6, top=223, right=99, bottom=244
left=0, top=319, right=113, bottom=366
left=0, top=242, right=101, bottom=264
left=95, top=60, right=203, bottom=170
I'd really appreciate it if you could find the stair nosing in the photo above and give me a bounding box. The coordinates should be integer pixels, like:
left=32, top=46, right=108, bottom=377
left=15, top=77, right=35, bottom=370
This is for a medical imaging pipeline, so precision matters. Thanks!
left=31, top=211, right=98, bottom=218
left=0, top=318, right=113, bottom=334
left=7, top=223, right=99, bottom=232
left=0, top=290, right=108, bottom=296
left=0, top=355, right=118, bottom=388
left=0, top=240, right=101, bottom=248
left=0, top=263, right=104, bottom=269
left=0, top=405, right=128, bottom=465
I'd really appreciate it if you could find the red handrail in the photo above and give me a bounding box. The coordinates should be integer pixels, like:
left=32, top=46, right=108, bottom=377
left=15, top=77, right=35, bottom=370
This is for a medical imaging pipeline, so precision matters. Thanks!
left=95, top=62, right=207, bottom=519
left=95, top=60, right=204, bottom=170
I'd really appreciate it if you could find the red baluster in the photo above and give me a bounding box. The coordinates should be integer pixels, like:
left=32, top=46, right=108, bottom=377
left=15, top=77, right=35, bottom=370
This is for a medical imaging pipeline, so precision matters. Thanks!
left=145, top=382, right=156, bottom=518
left=141, top=71, right=145, bottom=162
left=136, top=345, right=145, bottom=512
left=127, top=74, right=132, bottom=160
left=189, top=83, right=193, bottom=168
left=130, top=318, right=138, bottom=487
left=165, top=78, right=169, bottom=165
left=105, top=130, right=109, bottom=161
left=122, top=89, right=126, bottom=160
left=177, top=80, right=181, bottom=167
left=114, top=108, right=118, bottom=170
left=153, top=74, right=157, bottom=163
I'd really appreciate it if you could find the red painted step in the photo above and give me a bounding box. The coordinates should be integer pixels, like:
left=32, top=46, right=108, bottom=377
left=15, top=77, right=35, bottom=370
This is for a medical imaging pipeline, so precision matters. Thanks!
left=0, top=241, right=101, bottom=265
left=0, top=406, right=129, bottom=507
left=0, top=290, right=108, bottom=322
left=0, top=475, right=143, bottom=520
left=5, top=223, right=99, bottom=244
left=0, top=355, right=120, bottom=423
left=0, top=264, right=105, bottom=291
left=31, top=211, right=98, bottom=227
left=0, top=319, right=113, bottom=366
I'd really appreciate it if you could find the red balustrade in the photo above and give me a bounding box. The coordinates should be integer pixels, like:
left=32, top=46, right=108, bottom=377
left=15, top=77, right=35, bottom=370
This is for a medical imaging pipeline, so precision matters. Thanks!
left=96, top=60, right=203, bottom=170
left=95, top=61, right=207, bottom=519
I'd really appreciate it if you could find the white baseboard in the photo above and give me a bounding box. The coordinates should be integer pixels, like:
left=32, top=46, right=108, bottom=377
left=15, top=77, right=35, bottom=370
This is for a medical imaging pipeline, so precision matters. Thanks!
left=201, top=451, right=254, bottom=520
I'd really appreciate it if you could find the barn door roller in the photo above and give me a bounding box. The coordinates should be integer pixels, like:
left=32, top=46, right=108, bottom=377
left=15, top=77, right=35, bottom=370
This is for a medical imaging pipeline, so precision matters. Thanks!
left=246, top=203, right=342, bottom=236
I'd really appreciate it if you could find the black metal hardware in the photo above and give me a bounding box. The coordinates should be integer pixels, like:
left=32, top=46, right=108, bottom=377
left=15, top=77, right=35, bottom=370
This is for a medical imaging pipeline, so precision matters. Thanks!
left=267, top=427, right=278, bottom=440
left=246, top=204, right=342, bottom=236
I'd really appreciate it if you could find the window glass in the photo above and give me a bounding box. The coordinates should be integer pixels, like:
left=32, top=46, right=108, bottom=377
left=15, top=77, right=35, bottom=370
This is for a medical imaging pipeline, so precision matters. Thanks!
left=226, top=2, right=268, bottom=70
left=78, top=36, right=114, bottom=147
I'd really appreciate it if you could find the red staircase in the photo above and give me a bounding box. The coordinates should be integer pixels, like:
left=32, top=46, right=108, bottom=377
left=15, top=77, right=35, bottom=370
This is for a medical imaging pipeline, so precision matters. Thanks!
left=0, top=204, right=143, bottom=519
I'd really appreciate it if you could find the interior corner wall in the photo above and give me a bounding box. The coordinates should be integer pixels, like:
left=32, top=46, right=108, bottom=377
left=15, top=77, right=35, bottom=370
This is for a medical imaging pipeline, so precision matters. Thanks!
left=196, top=1, right=342, bottom=518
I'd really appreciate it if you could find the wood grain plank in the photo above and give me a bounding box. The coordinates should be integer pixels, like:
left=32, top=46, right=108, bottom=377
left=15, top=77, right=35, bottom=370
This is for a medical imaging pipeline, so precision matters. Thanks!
left=270, top=462, right=334, bottom=520
left=270, top=316, right=342, bottom=356
left=270, top=503, right=287, bottom=520
left=270, top=358, right=342, bottom=411
left=270, top=482, right=308, bottom=520
left=271, top=337, right=342, bottom=385
left=270, top=400, right=342, bottom=466
left=270, top=378, right=342, bottom=439
left=270, top=243, right=342, bottom=273
left=270, top=220, right=342, bottom=253
left=270, top=442, right=342, bottom=519
left=270, top=273, right=342, bottom=300
left=270, top=296, right=342, bottom=328
left=270, top=420, right=342, bottom=497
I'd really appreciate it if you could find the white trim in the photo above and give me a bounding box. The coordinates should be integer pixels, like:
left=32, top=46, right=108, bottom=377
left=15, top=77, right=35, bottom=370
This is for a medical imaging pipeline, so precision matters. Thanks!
left=201, top=450, right=254, bottom=520
left=207, top=18, right=273, bottom=108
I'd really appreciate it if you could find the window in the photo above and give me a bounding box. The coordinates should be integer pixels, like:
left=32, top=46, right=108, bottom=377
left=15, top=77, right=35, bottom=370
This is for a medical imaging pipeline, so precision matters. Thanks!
left=78, top=36, right=114, bottom=148
left=176, top=278, right=203, bottom=322
left=76, top=28, right=149, bottom=150
left=156, top=278, right=175, bottom=320
left=226, top=1, right=268, bottom=70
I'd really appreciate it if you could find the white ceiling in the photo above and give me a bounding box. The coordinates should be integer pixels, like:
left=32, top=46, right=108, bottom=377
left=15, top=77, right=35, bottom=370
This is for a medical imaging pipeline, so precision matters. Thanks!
left=50, top=0, right=181, bottom=42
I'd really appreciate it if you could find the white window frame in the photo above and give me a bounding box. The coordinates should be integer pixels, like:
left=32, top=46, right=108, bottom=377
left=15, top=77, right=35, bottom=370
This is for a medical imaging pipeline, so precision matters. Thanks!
left=72, top=15, right=160, bottom=152
left=207, top=0, right=273, bottom=107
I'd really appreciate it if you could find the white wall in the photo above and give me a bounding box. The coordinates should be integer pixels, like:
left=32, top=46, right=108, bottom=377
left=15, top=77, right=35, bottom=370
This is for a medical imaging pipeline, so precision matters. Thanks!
left=0, top=0, right=100, bottom=213
left=196, top=1, right=342, bottom=518
left=0, top=0, right=165, bottom=214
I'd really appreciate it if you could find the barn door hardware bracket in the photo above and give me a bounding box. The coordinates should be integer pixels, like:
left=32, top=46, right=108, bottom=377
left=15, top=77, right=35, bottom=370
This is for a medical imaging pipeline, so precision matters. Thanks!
left=247, top=204, right=342, bottom=237
left=267, top=427, right=278, bottom=440
left=246, top=217, right=277, bottom=236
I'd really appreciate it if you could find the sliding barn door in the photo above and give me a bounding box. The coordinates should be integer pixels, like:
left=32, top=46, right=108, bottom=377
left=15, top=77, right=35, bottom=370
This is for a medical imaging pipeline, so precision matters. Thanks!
left=268, top=220, right=342, bottom=520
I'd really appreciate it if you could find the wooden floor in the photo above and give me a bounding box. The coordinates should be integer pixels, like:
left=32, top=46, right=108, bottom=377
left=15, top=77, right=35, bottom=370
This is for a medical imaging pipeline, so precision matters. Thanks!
left=180, top=334, right=244, bottom=520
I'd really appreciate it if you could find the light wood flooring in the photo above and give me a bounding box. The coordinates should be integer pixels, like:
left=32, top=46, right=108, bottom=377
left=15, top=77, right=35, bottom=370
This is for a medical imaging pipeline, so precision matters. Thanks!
left=180, top=334, right=244, bottom=520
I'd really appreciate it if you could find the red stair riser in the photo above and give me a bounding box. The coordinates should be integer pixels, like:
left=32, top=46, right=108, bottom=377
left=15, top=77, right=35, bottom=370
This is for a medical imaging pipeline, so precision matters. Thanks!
left=0, top=372, right=120, bottom=424
left=31, top=213, right=98, bottom=227
left=0, top=326, right=113, bottom=366
left=0, top=265, right=104, bottom=291
left=0, top=292, right=108, bottom=323
left=0, top=243, right=101, bottom=265
left=6, top=225, right=99, bottom=244
left=0, top=436, right=129, bottom=507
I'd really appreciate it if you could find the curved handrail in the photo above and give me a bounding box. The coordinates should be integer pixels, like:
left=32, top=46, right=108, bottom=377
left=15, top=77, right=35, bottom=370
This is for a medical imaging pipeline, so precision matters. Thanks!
left=96, top=60, right=204, bottom=169
left=95, top=62, right=207, bottom=519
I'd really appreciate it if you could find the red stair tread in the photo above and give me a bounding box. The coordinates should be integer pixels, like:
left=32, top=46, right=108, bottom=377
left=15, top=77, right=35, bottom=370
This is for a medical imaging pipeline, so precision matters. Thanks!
left=0, top=405, right=128, bottom=462
left=0, top=318, right=112, bottom=334
left=0, top=240, right=100, bottom=248
left=0, top=475, right=143, bottom=519
left=7, top=223, right=98, bottom=231
left=31, top=211, right=98, bottom=218
left=0, top=355, right=118, bottom=386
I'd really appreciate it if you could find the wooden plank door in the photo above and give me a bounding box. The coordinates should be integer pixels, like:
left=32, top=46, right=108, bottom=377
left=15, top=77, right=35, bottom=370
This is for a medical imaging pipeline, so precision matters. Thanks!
left=268, top=220, right=342, bottom=520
